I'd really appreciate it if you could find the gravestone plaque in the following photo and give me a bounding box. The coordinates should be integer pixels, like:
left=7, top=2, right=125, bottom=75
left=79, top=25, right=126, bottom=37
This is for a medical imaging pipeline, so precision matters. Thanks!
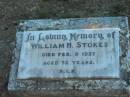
left=8, top=17, right=129, bottom=95
left=17, top=28, right=120, bottom=79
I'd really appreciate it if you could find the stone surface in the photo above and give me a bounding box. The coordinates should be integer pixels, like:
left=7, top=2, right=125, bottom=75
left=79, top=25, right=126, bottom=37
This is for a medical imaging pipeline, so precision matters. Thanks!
left=8, top=17, right=129, bottom=93
left=0, top=0, right=130, bottom=96
left=17, top=28, right=120, bottom=79
left=128, top=50, right=130, bottom=59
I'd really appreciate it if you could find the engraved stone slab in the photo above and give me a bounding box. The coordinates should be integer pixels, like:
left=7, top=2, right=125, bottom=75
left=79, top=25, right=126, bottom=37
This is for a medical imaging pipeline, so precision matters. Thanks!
left=17, top=28, right=120, bottom=79
left=8, top=17, right=129, bottom=91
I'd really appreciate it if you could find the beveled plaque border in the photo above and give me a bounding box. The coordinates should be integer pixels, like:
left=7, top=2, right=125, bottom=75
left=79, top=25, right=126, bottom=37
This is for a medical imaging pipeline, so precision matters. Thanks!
left=8, top=17, right=129, bottom=92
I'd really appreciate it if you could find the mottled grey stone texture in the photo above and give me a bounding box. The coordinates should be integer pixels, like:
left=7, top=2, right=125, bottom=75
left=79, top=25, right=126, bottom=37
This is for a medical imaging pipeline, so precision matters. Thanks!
left=8, top=17, right=130, bottom=92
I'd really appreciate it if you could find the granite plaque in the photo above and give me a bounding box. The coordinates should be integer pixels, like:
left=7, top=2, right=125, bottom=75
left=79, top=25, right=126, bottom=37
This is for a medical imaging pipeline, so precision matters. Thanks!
left=17, top=28, right=120, bottom=79
left=8, top=17, right=129, bottom=92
